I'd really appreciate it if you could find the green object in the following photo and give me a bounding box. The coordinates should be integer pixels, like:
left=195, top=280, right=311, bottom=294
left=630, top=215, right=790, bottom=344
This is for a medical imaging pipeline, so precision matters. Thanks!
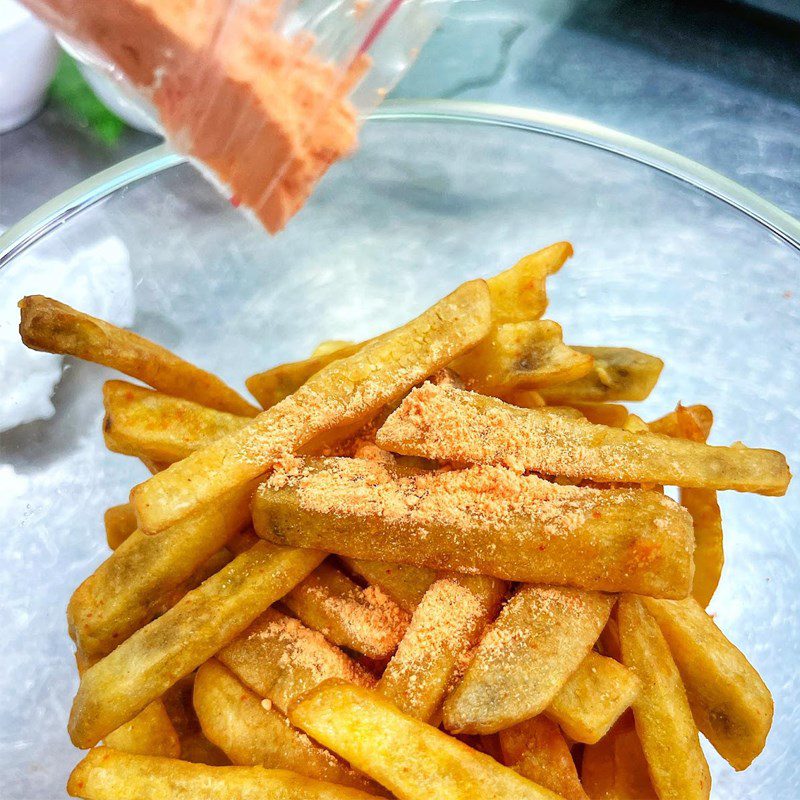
left=49, top=53, right=127, bottom=144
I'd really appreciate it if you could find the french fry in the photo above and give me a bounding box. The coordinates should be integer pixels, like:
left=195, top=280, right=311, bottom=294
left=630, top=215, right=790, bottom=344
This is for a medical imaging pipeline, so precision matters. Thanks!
left=376, top=384, right=791, bottom=495
left=104, top=503, right=137, bottom=550
left=68, top=542, right=325, bottom=748
left=498, top=716, right=588, bottom=800
left=443, top=586, right=615, bottom=734
left=19, top=295, right=259, bottom=416
left=377, top=574, right=505, bottom=722
left=501, top=388, right=546, bottom=408
left=617, top=595, right=711, bottom=800
left=102, top=381, right=248, bottom=463
left=570, top=403, right=629, bottom=428
left=621, top=413, right=649, bottom=434
left=68, top=479, right=256, bottom=659
left=643, top=596, right=773, bottom=770
left=649, top=403, right=713, bottom=441
left=581, top=715, right=657, bottom=799
left=450, top=320, right=593, bottom=393
left=546, top=650, right=640, bottom=745
left=103, top=700, right=180, bottom=758
left=253, top=458, right=694, bottom=597
left=539, top=346, right=663, bottom=404
left=312, top=340, right=355, bottom=358
left=132, top=280, right=492, bottom=534
left=283, top=561, right=411, bottom=658
left=217, top=608, right=374, bottom=714
left=289, top=681, right=566, bottom=800
left=179, top=732, right=231, bottom=766
left=341, top=559, right=435, bottom=613
left=194, top=660, right=382, bottom=794
left=67, top=747, right=383, bottom=800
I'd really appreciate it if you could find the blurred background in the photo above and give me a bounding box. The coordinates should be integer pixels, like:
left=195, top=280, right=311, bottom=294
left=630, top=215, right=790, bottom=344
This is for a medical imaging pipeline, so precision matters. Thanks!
left=0, top=0, right=799, bottom=227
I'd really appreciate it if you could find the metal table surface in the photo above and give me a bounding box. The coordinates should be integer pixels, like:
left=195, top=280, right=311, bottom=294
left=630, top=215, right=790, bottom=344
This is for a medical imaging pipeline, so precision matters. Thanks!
left=1, top=0, right=798, bottom=227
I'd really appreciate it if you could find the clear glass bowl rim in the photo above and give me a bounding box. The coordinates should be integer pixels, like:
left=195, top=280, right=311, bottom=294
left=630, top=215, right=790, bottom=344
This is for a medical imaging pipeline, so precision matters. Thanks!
left=2, top=99, right=799, bottom=269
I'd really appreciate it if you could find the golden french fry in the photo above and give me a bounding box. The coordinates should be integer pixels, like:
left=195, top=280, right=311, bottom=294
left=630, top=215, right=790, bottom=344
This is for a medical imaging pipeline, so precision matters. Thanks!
left=618, top=595, right=711, bottom=800
left=19, top=295, right=259, bottom=417
left=443, top=586, right=615, bottom=734
left=68, top=542, right=325, bottom=748
left=501, top=388, right=546, bottom=408
left=451, top=320, right=593, bottom=393
left=68, top=480, right=256, bottom=659
left=312, top=340, right=355, bottom=358
left=649, top=403, right=713, bottom=442
left=194, top=660, right=382, bottom=794
left=377, top=574, right=505, bottom=722
left=218, top=608, right=374, bottom=715
left=289, top=681, right=566, bottom=800
left=103, top=700, right=180, bottom=758
left=546, top=651, right=640, bottom=745
left=284, top=562, right=411, bottom=658
left=643, top=596, right=773, bottom=770
left=227, top=528, right=261, bottom=555
left=499, top=716, right=588, bottom=800
left=377, top=384, right=791, bottom=495
left=104, top=503, right=137, bottom=550
left=621, top=413, right=649, bottom=434
left=67, top=747, right=382, bottom=800
left=179, top=732, right=231, bottom=766
left=570, top=403, right=629, bottom=428
left=581, top=715, right=656, bottom=799
left=253, top=458, right=694, bottom=597
left=132, top=280, right=492, bottom=534
left=102, top=380, right=248, bottom=463
left=539, top=347, right=663, bottom=404
left=341, top=559, right=435, bottom=613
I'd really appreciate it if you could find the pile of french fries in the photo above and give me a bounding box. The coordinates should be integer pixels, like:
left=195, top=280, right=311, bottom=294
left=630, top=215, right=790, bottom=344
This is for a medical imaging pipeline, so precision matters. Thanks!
left=18, top=241, right=791, bottom=800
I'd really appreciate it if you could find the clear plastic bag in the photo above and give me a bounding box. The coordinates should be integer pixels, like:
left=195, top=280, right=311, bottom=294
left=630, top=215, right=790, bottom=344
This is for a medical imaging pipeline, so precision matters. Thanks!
left=22, top=0, right=450, bottom=231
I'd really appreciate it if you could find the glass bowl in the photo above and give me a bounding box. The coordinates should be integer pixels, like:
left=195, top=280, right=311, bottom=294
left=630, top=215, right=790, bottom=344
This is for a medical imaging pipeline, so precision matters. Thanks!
left=1, top=101, right=798, bottom=799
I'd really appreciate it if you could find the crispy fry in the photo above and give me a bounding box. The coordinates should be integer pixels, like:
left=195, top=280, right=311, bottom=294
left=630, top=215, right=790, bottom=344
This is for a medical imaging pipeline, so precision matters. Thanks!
left=103, top=381, right=248, bottom=463
left=443, top=586, right=615, bottom=734
left=618, top=595, right=711, bottom=800
left=499, top=716, right=587, bottom=800
left=218, top=608, right=374, bottom=715
left=283, top=562, right=411, bottom=658
left=289, top=681, right=566, bottom=800
left=450, top=320, right=593, bottom=393
left=539, top=347, right=663, bottom=404
left=253, top=458, right=694, bottom=597
left=67, top=747, right=382, bottom=799
left=643, top=596, right=773, bottom=770
left=104, top=503, right=137, bottom=550
left=103, top=700, right=180, bottom=758
left=68, top=542, right=325, bottom=747
left=132, top=280, right=492, bottom=534
left=341, top=559, right=435, bottom=613
left=377, top=384, right=790, bottom=495
left=581, top=715, right=656, bottom=799
left=570, top=403, right=629, bottom=428
left=312, top=340, right=355, bottom=358
left=194, top=660, right=382, bottom=794
left=179, top=732, right=231, bottom=766
left=377, top=574, right=505, bottom=722
left=621, top=413, right=649, bottom=434
left=19, top=295, right=259, bottom=416
left=68, top=480, right=256, bottom=659
left=546, top=650, right=640, bottom=744
left=649, top=403, right=713, bottom=442
left=501, top=388, right=546, bottom=408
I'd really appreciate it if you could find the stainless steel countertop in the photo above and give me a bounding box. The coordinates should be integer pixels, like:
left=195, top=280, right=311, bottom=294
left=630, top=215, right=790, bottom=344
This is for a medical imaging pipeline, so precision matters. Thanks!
left=1, top=0, right=799, bottom=226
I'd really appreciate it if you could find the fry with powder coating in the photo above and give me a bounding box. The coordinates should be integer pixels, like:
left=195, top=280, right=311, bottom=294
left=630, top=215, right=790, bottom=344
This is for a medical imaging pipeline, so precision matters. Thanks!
left=68, top=542, right=325, bottom=748
left=377, top=574, right=505, bottom=722
left=193, top=660, right=383, bottom=794
left=498, top=716, right=588, bottom=800
left=289, top=681, right=567, bottom=800
left=545, top=650, right=640, bottom=744
left=19, top=295, right=259, bottom=417
left=253, top=458, right=695, bottom=597
left=341, top=558, right=435, bottom=613
left=443, top=585, right=615, bottom=734
left=539, top=346, right=663, bottom=403
left=618, top=595, right=711, bottom=800
left=131, top=280, right=492, bottom=534
left=376, top=384, right=791, bottom=496
left=283, top=561, right=411, bottom=659
left=642, top=596, right=773, bottom=770
left=69, top=480, right=257, bottom=660
left=102, top=380, right=248, bottom=464
left=67, top=747, right=383, bottom=800
left=218, top=608, right=374, bottom=715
